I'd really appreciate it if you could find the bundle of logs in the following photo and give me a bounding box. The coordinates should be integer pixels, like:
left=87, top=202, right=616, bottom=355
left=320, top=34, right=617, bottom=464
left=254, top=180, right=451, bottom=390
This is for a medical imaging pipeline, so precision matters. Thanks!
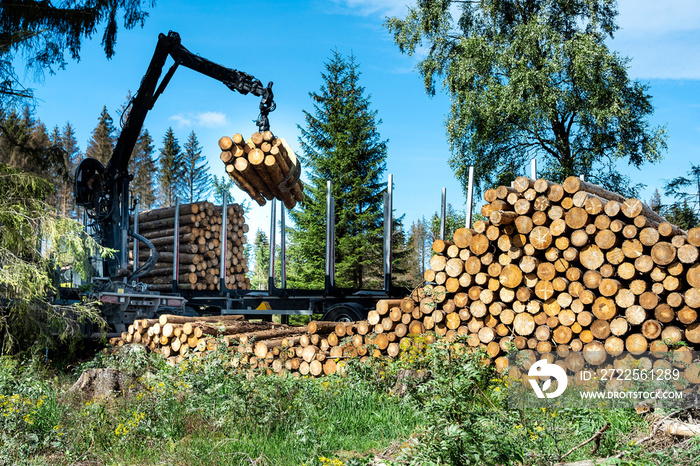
left=128, top=201, right=250, bottom=291
left=113, top=314, right=303, bottom=361
left=219, top=131, right=304, bottom=209
left=111, top=305, right=431, bottom=376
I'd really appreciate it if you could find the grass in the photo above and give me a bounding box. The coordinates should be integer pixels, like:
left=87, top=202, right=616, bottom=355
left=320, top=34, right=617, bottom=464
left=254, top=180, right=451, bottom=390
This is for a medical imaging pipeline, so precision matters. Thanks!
left=1, top=337, right=699, bottom=465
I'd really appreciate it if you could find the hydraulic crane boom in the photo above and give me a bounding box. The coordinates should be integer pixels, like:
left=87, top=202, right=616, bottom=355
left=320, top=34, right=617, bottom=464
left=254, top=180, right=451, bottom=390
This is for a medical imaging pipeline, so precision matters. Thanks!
left=75, top=31, right=275, bottom=279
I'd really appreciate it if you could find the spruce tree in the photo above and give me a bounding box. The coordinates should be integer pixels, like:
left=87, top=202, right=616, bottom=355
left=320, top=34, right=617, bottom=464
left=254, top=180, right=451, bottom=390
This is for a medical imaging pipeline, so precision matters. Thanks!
left=665, top=202, right=699, bottom=230
left=389, top=215, right=414, bottom=289
left=249, top=230, right=270, bottom=290
left=158, top=127, right=182, bottom=207
left=129, top=129, right=156, bottom=209
left=0, top=106, right=58, bottom=175
left=649, top=189, right=663, bottom=214
left=181, top=131, right=211, bottom=203
left=60, top=122, right=81, bottom=217
left=85, top=106, right=115, bottom=166
left=665, top=163, right=700, bottom=222
left=45, top=123, right=81, bottom=218
left=1, top=0, right=151, bottom=104
left=288, top=51, right=387, bottom=289
left=408, top=217, right=431, bottom=286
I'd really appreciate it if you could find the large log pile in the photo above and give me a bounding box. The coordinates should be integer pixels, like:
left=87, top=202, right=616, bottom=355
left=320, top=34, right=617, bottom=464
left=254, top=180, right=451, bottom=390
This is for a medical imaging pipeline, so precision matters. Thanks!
left=418, top=175, right=700, bottom=376
left=113, top=176, right=700, bottom=380
left=129, top=202, right=250, bottom=291
left=219, top=132, right=304, bottom=209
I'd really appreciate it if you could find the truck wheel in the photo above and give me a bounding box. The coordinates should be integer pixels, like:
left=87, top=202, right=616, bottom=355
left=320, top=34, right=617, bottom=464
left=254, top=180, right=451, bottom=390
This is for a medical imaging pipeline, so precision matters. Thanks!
left=322, top=303, right=365, bottom=322
left=183, top=306, right=200, bottom=317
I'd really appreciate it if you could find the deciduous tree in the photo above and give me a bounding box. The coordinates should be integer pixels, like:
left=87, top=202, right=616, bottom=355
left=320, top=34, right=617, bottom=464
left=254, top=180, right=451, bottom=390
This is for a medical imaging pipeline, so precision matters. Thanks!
left=386, top=0, right=667, bottom=197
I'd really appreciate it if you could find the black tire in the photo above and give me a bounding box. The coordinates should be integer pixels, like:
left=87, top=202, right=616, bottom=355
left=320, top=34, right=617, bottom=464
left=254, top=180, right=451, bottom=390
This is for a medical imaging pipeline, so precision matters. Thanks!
left=183, top=306, right=200, bottom=317
left=322, top=303, right=365, bottom=322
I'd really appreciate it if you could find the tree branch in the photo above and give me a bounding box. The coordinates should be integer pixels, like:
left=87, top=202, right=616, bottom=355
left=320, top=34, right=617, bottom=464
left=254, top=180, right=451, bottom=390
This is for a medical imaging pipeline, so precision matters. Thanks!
left=561, top=422, right=610, bottom=460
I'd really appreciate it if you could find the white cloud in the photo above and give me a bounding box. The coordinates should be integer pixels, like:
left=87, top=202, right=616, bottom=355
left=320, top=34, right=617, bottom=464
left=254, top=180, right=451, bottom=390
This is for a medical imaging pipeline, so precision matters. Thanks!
left=331, top=0, right=412, bottom=17
left=196, top=111, right=228, bottom=127
left=169, top=114, right=192, bottom=127
left=334, top=0, right=700, bottom=80
left=168, top=111, right=228, bottom=128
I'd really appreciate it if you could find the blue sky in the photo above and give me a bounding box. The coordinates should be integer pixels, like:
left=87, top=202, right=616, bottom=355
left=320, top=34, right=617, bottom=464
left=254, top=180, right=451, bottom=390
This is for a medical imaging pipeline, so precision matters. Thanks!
left=21, top=0, right=700, bottom=242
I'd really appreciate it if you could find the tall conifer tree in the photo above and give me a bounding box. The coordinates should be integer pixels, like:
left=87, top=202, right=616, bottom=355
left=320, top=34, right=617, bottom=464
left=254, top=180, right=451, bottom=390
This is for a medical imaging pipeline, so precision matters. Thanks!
left=249, top=230, right=270, bottom=291
left=181, top=131, right=210, bottom=203
left=85, top=106, right=115, bottom=166
left=60, top=122, right=81, bottom=218
left=129, top=129, right=156, bottom=209
left=158, top=127, right=182, bottom=207
left=288, top=51, right=387, bottom=289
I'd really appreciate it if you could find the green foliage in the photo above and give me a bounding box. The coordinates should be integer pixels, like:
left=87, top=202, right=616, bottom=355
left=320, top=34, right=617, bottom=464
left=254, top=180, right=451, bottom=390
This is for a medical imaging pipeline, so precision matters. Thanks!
left=664, top=163, right=700, bottom=227
left=129, top=129, right=156, bottom=210
left=180, top=131, right=211, bottom=203
left=250, top=229, right=271, bottom=290
left=289, top=51, right=387, bottom=289
left=0, top=357, right=66, bottom=463
left=0, top=106, right=70, bottom=183
left=85, top=106, right=116, bottom=166
left=3, top=337, right=700, bottom=465
left=665, top=201, right=699, bottom=230
left=407, top=217, right=431, bottom=286
left=0, top=164, right=109, bottom=353
left=211, top=175, right=250, bottom=211
left=1, top=106, right=81, bottom=220
left=386, top=0, right=666, bottom=197
left=430, top=203, right=465, bottom=245
left=389, top=214, right=416, bottom=289
left=158, top=127, right=183, bottom=207
left=0, top=0, right=152, bottom=103
left=48, top=122, right=81, bottom=218
left=1, top=346, right=420, bottom=465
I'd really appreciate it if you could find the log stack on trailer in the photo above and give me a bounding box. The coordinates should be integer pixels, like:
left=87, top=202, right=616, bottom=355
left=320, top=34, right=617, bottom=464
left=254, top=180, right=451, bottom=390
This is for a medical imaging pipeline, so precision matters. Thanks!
left=114, top=176, right=700, bottom=381
left=129, top=201, right=250, bottom=292
left=218, top=131, right=304, bottom=209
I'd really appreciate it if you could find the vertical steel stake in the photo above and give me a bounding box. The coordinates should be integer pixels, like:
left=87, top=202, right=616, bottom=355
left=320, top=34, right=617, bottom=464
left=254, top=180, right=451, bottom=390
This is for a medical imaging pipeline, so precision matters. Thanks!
left=466, top=165, right=475, bottom=228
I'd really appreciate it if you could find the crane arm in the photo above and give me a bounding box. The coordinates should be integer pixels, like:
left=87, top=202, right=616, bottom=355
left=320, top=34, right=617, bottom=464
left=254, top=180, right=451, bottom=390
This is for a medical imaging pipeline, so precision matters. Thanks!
left=76, top=31, right=274, bottom=279
left=105, top=30, right=274, bottom=184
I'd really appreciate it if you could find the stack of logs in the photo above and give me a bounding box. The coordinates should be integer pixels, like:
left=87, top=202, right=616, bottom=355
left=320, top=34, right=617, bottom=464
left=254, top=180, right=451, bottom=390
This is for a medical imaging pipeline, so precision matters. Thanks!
left=113, top=175, right=700, bottom=379
left=114, top=314, right=305, bottom=361
left=112, top=305, right=429, bottom=376
left=129, top=202, right=250, bottom=291
left=419, top=175, right=700, bottom=375
left=219, top=132, right=304, bottom=209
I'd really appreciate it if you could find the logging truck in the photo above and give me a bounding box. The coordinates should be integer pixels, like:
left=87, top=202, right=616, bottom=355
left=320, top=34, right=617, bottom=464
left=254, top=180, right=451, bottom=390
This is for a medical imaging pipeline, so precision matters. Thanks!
left=67, top=31, right=404, bottom=334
